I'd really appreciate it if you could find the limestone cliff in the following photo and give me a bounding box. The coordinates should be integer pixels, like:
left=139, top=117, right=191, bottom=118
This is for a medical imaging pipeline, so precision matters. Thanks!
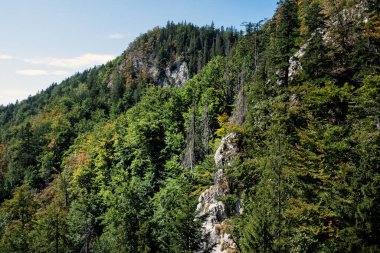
left=196, top=133, right=240, bottom=253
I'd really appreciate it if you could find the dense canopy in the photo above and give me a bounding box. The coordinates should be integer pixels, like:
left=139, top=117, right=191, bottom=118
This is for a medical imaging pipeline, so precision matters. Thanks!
left=0, top=0, right=379, bottom=252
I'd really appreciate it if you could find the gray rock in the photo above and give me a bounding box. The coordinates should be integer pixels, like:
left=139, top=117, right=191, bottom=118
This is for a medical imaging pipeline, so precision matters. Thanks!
left=214, top=133, right=238, bottom=167
left=196, top=133, right=240, bottom=253
left=288, top=43, right=307, bottom=80
left=165, top=62, right=189, bottom=87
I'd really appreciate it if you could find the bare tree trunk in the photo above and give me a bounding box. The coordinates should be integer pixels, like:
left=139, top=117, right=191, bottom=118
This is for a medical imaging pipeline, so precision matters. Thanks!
left=182, top=83, right=197, bottom=170
left=202, top=98, right=210, bottom=154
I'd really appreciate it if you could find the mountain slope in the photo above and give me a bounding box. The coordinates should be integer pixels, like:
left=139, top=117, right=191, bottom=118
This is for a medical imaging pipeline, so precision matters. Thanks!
left=0, top=22, right=239, bottom=199
left=0, top=1, right=379, bottom=252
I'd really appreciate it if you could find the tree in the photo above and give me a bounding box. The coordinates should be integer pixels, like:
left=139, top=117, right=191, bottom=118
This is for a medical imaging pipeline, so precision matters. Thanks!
left=0, top=185, right=37, bottom=253
left=5, top=122, right=41, bottom=191
left=29, top=179, right=69, bottom=253
left=272, top=0, right=300, bottom=86
left=151, top=175, right=202, bottom=252
left=301, top=1, right=331, bottom=81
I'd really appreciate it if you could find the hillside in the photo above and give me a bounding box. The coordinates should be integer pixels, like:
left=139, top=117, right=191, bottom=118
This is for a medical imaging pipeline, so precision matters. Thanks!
left=0, top=22, right=239, bottom=199
left=0, top=0, right=379, bottom=252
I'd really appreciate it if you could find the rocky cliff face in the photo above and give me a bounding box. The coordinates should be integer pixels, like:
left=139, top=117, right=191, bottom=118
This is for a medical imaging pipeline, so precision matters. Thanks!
left=125, top=56, right=190, bottom=86
left=163, top=61, right=189, bottom=86
left=288, top=42, right=307, bottom=80
left=288, top=2, right=368, bottom=82
left=196, top=133, right=240, bottom=253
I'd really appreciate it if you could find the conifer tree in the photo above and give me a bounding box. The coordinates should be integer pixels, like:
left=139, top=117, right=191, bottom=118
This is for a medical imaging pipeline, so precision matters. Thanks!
left=273, top=0, right=300, bottom=86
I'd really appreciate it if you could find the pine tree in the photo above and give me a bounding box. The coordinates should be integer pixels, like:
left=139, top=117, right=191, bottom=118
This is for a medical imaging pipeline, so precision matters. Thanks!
left=272, top=0, right=300, bottom=86
left=0, top=185, right=37, bottom=253
left=301, top=1, right=330, bottom=81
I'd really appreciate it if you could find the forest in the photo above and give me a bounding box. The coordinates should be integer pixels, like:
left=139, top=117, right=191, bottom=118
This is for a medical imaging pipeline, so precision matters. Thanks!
left=0, top=0, right=379, bottom=252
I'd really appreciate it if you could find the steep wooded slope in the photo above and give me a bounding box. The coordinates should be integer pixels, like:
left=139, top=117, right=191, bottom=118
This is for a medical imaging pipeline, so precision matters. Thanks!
left=0, top=0, right=379, bottom=252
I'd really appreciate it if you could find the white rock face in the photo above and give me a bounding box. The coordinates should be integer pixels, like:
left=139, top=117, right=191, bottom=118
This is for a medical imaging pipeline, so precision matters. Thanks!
left=196, top=133, right=240, bottom=253
left=214, top=133, right=238, bottom=167
left=288, top=43, right=307, bottom=80
left=287, top=2, right=367, bottom=82
left=166, top=62, right=189, bottom=87
left=133, top=57, right=189, bottom=87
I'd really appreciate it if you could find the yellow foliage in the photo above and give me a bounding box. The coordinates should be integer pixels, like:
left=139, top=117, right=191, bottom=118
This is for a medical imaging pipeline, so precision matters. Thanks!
left=215, top=113, right=229, bottom=137
left=75, top=152, right=91, bottom=167
left=215, top=113, right=244, bottom=138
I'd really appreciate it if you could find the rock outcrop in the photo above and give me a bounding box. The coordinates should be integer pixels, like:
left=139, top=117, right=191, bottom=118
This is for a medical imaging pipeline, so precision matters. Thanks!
left=163, top=61, right=189, bottom=87
left=196, top=133, right=240, bottom=253
left=130, top=57, right=190, bottom=87
left=288, top=2, right=368, bottom=82
left=107, top=57, right=189, bottom=89
left=288, top=42, right=307, bottom=80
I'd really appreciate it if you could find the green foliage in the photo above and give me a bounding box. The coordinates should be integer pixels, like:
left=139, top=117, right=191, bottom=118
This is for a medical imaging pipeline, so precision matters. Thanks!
left=0, top=3, right=379, bottom=252
left=0, top=185, right=37, bottom=253
left=269, top=0, right=300, bottom=86
left=127, top=22, right=239, bottom=76
left=152, top=175, right=202, bottom=252
left=29, top=178, right=69, bottom=253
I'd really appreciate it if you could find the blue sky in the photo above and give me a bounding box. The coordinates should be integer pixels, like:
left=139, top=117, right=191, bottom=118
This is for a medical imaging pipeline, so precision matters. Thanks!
left=0, top=0, right=278, bottom=105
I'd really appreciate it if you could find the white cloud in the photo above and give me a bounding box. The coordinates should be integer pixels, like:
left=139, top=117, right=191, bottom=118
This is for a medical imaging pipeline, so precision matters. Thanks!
left=0, top=89, right=31, bottom=105
left=51, top=70, right=70, bottom=76
left=17, top=69, right=48, bottom=76
left=16, top=69, right=70, bottom=76
left=24, top=53, right=115, bottom=69
left=0, top=54, right=13, bottom=60
left=108, top=33, right=125, bottom=39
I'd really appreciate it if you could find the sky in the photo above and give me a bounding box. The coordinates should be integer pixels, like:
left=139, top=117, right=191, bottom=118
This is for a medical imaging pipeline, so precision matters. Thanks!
left=0, top=0, right=278, bottom=105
